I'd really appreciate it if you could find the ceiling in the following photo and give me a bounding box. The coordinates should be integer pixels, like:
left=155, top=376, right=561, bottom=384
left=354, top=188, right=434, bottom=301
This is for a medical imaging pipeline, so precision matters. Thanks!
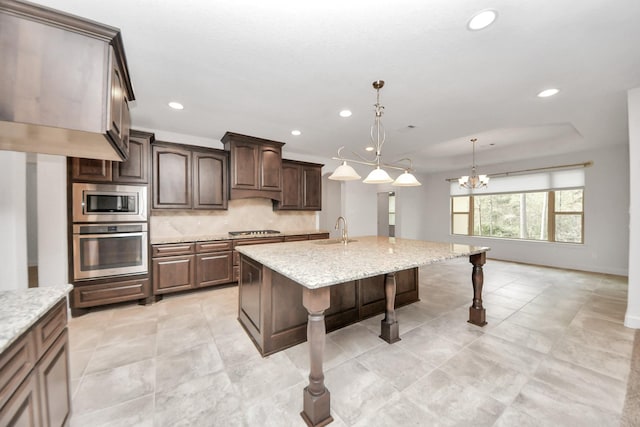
left=34, top=0, right=640, bottom=172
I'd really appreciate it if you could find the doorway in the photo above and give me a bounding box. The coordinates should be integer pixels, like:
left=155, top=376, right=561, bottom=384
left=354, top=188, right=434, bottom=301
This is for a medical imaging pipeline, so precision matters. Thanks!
left=377, top=191, right=395, bottom=237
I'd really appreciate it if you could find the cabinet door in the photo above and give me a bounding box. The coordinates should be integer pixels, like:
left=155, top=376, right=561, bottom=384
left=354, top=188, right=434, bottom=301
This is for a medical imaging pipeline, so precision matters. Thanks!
left=302, top=165, right=322, bottom=210
left=38, top=330, right=70, bottom=427
left=113, top=131, right=149, bottom=183
left=107, top=50, right=127, bottom=157
left=193, top=150, right=227, bottom=209
left=152, top=255, right=195, bottom=294
left=196, top=251, right=233, bottom=287
left=260, top=145, right=282, bottom=191
left=71, top=158, right=112, bottom=182
left=152, top=145, right=192, bottom=209
left=279, top=162, right=301, bottom=209
left=0, top=371, right=41, bottom=427
left=230, top=142, right=259, bottom=189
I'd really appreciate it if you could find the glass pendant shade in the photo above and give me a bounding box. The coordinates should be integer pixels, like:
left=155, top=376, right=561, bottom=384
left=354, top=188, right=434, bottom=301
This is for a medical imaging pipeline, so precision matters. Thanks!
left=363, top=166, right=393, bottom=184
left=393, top=171, right=422, bottom=186
left=329, top=161, right=361, bottom=181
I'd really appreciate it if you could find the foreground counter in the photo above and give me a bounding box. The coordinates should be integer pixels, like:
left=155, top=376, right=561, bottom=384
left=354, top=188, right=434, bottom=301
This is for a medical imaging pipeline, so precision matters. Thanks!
left=235, top=236, right=490, bottom=427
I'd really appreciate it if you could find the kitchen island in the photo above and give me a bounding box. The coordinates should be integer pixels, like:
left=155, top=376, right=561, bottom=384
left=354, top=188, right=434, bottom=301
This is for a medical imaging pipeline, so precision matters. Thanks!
left=0, top=285, right=72, bottom=426
left=235, top=236, right=490, bottom=427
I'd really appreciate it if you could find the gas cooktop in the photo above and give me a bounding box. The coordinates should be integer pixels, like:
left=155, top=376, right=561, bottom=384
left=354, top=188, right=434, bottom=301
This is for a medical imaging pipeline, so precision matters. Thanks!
left=228, top=229, right=281, bottom=237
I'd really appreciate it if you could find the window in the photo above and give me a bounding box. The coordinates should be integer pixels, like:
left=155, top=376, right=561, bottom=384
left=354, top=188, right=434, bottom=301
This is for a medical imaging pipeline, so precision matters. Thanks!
left=452, top=188, right=583, bottom=243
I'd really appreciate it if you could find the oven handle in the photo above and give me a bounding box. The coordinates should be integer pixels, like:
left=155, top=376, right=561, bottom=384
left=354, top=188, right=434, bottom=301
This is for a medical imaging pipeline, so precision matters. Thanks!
left=75, top=232, right=147, bottom=239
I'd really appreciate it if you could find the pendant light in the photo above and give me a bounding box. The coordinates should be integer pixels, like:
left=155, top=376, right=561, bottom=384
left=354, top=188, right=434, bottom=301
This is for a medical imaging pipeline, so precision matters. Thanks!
left=329, top=80, right=421, bottom=187
left=459, top=138, right=489, bottom=189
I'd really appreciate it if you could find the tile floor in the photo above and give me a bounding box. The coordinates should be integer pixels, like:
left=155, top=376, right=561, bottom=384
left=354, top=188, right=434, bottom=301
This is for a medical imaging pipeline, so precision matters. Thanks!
left=66, top=258, right=635, bottom=426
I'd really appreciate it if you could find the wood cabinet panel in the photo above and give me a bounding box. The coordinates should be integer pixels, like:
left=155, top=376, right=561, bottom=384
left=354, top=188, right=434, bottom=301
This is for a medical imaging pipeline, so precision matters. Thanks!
left=0, top=332, right=35, bottom=411
left=276, top=160, right=322, bottom=210
left=302, top=165, right=322, bottom=210
left=72, top=278, right=150, bottom=308
left=260, top=146, right=282, bottom=191
left=33, top=302, right=66, bottom=359
left=308, top=233, right=330, bottom=240
left=230, top=143, right=259, bottom=189
left=38, top=329, right=70, bottom=427
left=280, top=162, right=301, bottom=209
left=152, top=144, right=192, bottom=209
left=71, top=158, right=112, bottom=182
left=193, top=150, right=227, bottom=210
left=0, top=371, right=41, bottom=427
left=284, top=235, right=308, bottom=242
left=222, top=132, right=284, bottom=200
left=152, top=255, right=195, bottom=294
left=239, top=256, right=262, bottom=333
left=151, top=243, right=194, bottom=258
left=112, top=130, right=151, bottom=183
left=196, top=241, right=232, bottom=253
left=196, top=252, right=233, bottom=287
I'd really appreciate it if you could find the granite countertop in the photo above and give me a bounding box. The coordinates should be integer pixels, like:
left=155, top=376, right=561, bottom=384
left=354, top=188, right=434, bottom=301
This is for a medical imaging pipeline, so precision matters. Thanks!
left=0, top=284, right=72, bottom=354
left=150, top=229, right=330, bottom=245
left=235, top=236, right=490, bottom=289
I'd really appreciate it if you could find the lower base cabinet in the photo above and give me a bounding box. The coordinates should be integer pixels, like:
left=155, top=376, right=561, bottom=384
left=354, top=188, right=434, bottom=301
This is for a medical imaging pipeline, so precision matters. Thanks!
left=0, top=301, right=70, bottom=427
left=239, top=256, right=419, bottom=356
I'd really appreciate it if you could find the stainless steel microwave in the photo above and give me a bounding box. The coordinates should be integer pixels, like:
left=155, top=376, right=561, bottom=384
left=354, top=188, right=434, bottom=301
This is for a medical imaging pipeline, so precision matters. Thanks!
left=72, top=183, right=147, bottom=223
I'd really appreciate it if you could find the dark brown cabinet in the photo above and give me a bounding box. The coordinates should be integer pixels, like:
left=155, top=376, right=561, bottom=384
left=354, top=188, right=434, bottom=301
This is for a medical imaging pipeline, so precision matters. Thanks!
left=196, top=241, right=233, bottom=287
left=152, top=142, right=227, bottom=210
left=71, top=129, right=152, bottom=184
left=152, top=243, right=196, bottom=294
left=222, top=132, right=284, bottom=201
left=0, top=300, right=70, bottom=427
left=113, top=130, right=152, bottom=183
left=275, top=159, right=323, bottom=211
left=0, top=1, right=134, bottom=161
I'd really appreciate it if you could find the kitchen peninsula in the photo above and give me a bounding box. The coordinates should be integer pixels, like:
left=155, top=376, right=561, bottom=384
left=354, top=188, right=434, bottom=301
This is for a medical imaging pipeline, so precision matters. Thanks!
left=235, top=236, right=490, bottom=427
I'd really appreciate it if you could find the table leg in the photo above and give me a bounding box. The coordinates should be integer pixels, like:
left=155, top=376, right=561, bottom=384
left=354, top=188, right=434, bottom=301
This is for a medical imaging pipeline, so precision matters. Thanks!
left=380, top=272, right=401, bottom=343
left=301, top=287, right=333, bottom=427
left=468, top=252, right=488, bottom=326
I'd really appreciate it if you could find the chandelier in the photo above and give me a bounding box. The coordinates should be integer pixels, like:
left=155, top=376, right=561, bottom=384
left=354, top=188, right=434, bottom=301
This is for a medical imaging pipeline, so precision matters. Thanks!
left=328, top=80, right=421, bottom=187
left=459, top=138, right=489, bottom=189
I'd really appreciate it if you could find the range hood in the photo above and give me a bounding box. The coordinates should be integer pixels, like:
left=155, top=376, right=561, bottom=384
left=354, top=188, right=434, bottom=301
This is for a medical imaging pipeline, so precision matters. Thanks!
left=0, top=0, right=135, bottom=161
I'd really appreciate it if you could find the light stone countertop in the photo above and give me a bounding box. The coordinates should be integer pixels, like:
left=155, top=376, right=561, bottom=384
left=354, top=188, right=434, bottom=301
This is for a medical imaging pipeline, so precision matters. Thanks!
left=150, top=229, right=330, bottom=245
left=0, top=284, right=72, bottom=354
left=235, top=236, right=490, bottom=289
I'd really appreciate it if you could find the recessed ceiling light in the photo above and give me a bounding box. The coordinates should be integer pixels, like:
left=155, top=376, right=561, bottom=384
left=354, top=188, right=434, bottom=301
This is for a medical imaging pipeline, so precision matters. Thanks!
left=537, top=88, right=560, bottom=98
left=468, top=9, right=497, bottom=31
left=365, top=146, right=374, bottom=152
left=291, top=130, right=301, bottom=136
left=339, top=110, right=352, bottom=118
left=168, top=102, right=184, bottom=110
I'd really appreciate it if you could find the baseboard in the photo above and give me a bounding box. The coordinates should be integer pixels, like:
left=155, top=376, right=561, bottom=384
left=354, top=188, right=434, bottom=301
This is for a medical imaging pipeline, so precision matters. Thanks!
left=625, top=314, right=640, bottom=329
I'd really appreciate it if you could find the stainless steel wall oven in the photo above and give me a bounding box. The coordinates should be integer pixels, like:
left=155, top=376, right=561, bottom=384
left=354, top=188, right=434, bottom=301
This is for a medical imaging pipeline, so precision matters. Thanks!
left=72, top=223, right=148, bottom=280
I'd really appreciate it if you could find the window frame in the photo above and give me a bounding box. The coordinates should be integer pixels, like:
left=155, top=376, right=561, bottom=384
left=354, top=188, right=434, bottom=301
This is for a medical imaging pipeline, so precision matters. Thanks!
left=451, top=187, right=584, bottom=244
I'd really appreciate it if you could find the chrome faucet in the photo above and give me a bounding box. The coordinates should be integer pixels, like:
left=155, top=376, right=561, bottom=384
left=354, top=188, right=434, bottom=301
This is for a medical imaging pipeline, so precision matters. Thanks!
left=335, top=216, right=348, bottom=244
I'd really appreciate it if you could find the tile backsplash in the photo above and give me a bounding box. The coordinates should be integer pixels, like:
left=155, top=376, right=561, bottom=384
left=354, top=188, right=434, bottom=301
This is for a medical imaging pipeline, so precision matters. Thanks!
left=150, top=198, right=317, bottom=238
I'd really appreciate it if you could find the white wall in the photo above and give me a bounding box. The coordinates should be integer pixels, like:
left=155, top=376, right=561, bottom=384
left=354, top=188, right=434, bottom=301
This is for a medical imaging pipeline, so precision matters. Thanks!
left=415, top=144, right=629, bottom=276
left=626, top=88, right=640, bottom=328
left=36, top=154, right=68, bottom=286
left=0, top=151, right=28, bottom=290
left=343, top=179, right=378, bottom=237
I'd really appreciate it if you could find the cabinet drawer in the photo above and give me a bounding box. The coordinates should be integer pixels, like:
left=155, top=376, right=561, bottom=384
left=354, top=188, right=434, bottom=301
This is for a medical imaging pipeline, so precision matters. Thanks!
left=34, top=301, right=67, bottom=359
left=233, top=237, right=284, bottom=247
left=284, top=235, right=308, bottom=242
left=0, top=331, right=36, bottom=410
left=72, top=279, right=150, bottom=308
left=308, top=233, right=330, bottom=240
left=196, top=240, right=233, bottom=253
left=152, top=243, right=195, bottom=257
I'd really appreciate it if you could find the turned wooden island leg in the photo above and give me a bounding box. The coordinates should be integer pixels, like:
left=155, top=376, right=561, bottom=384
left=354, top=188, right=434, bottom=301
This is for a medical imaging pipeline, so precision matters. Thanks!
left=380, top=272, right=401, bottom=343
left=301, top=287, right=333, bottom=427
left=468, top=252, right=488, bottom=326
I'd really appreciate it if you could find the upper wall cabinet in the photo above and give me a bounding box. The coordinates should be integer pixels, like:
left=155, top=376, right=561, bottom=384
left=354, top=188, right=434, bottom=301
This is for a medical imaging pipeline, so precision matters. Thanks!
left=222, top=132, right=284, bottom=201
left=0, top=0, right=135, bottom=161
left=71, top=130, right=153, bottom=184
left=152, top=141, right=228, bottom=210
left=275, top=159, right=323, bottom=211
